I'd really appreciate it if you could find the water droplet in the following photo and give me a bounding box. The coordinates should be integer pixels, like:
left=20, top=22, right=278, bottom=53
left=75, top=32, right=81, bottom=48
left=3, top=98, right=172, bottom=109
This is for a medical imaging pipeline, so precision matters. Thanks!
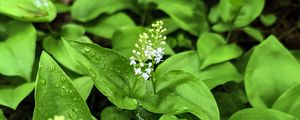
left=62, top=86, right=66, bottom=89
left=40, top=79, right=46, bottom=85
left=73, top=108, right=79, bottom=112
left=61, top=76, right=66, bottom=83
left=84, top=47, right=91, bottom=52
left=50, top=66, right=55, bottom=72
left=55, top=84, right=59, bottom=88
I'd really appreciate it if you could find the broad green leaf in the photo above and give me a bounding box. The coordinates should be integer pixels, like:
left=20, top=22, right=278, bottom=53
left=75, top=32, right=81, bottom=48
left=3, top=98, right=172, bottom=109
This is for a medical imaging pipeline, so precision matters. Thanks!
left=197, top=33, right=243, bottom=69
left=71, top=0, right=131, bottom=22
left=112, top=26, right=174, bottom=58
left=228, top=108, right=297, bottom=120
left=151, top=0, right=209, bottom=36
left=140, top=70, right=220, bottom=120
left=242, top=27, right=264, bottom=42
left=245, top=35, right=300, bottom=108
left=43, top=36, right=87, bottom=75
left=43, top=24, right=92, bottom=74
left=260, top=14, right=277, bottom=27
left=112, top=26, right=146, bottom=57
left=54, top=2, right=70, bottom=13
left=33, top=52, right=94, bottom=120
left=0, top=82, right=34, bottom=109
left=0, top=20, right=36, bottom=81
left=85, top=12, right=135, bottom=39
left=73, top=76, right=94, bottom=101
left=65, top=40, right=146, bottom=110
left=209, top=0, right=265, bottom=31
left=155, top=51, right=242, bottom=89
left=272, top=84, right=300, bottom=118
left=100, top=106, right=133, bottom=120
left=61, top=24, right=86, bottom=40
left=0, top=0, right=56, bottom=22
left=0, top=109, right=6, bottom=120
left=233, top=0, right=265, bottom=27
left=162, top=18, right=179, bottom=35
left=159, top=114, right=183, bottom=120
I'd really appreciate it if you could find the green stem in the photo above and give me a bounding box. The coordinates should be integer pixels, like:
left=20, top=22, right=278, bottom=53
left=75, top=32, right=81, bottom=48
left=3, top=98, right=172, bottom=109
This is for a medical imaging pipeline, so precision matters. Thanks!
left=151, top=60, right=156, bottom=94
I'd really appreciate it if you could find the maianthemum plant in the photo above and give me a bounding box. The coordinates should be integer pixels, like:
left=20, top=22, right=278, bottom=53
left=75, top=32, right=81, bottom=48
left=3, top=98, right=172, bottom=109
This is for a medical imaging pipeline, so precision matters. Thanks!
left=1, top=0, right=300, bottom=120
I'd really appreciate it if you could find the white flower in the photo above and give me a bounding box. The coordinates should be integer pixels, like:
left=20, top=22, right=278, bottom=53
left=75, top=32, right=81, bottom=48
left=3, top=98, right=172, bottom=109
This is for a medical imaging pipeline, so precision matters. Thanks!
left=141, top=73, right=150, bottom=80
left=129, top=20, right=167, bottom=80
left=145, top=68, right=152, bottom=74
left=134, top=67, right=142, bottom=75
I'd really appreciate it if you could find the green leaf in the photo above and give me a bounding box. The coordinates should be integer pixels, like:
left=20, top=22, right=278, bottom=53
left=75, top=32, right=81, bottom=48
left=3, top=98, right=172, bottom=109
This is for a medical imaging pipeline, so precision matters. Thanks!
left=245, top=35, right=300, bottom=108
left=272, top=84, right=300, bottom=118
left=65, top=40, right=146, bottom=110
left=159, top=114, right=183, bottom=120
left=0, top=109, right=5, bottom=120
left=43, top=36, right=87, bottom=75
left=151, top=0, right=209, bottom=36
left=112, top=26, right=174, bottom=58
left=197, top=33, right=243, bottom=69
left=162, top=18, right=179, bottom=35
left=33, top=51, right=95, bottom=120
left=54, top=2, right=70, bottom=13
left=0, top=0, right=56, bottom=22
left=260, top=14, right=277, bottom=27
left=0, top=82, right=35, bottom=109
left=43, top=24, right=92, bottom=75
left=85, top=12, right=135, bottom=39
left=228, top=108, right=298, bottom=120
left=0, top=20, right=36, bottom=81
left=73, top=76, right=94, bottom=101
left=242, top=27, right=264, bottom=42
left=100, top=106, right=133, bottom=120
left=155, top=51, right=242, bottom=89
left=61, top=24, right=86, bottom=40
left=71, top=0, right=131, bottom=22
left=209, top=0, right=265, bottom=31
left=140, top=70, right=220, bottom=120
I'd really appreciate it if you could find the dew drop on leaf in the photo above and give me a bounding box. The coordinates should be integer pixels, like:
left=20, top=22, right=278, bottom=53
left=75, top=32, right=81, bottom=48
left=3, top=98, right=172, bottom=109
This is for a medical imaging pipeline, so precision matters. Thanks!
left=40, top=79, right=46, bottom=85
left=50, top=66, right=55, bottom=72
left=84, top=47, right=91, bottom=52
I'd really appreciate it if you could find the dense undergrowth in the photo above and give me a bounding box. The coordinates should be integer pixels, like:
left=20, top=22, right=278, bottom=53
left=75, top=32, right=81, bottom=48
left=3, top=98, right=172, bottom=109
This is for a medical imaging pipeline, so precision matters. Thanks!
left=0, top=0, right=300, bottom=120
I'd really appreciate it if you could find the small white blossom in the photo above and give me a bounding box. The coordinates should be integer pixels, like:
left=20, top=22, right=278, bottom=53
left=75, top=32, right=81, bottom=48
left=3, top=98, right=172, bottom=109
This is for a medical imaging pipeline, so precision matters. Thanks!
left=141, top=73, right=150, bottom=80
left=134, top=67, right=142, bottom=75
left=129, top=20, right=167, bottom=80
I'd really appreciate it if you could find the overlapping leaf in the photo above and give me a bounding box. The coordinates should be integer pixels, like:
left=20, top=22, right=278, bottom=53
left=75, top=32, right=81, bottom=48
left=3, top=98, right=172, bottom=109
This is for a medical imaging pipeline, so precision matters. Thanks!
left=0, top=0, right=56, bottom=22
left=209, top=0, right=265, bottom=32
left=64, top=40, right=146, bottom=110
left=33, top=52, right=95, bottom=120
left=0, top=82, right=35, bottom=109
left=140, top=70, right=220, bottom=120
left=272, top=84, right=300, bottom=118
left=151, top=0, right=208, bottom=35
left=155, top=51, right=242, bottom=89
left=71, top=0, right=131, bottom=22
left=197, top=33, right=243, bottom=69
left=0, top=20, right=36, bottom=81
left=245, top=35, right=300, bottom=108
left=85, top=12, right=135, bottom=39
left=229, top=108, right=297, bottom=120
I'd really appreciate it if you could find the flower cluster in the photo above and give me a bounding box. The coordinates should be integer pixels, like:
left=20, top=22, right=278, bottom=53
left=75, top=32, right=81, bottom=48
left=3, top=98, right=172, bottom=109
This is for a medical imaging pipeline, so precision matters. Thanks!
left=129, top=21, right=167, bottom=80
